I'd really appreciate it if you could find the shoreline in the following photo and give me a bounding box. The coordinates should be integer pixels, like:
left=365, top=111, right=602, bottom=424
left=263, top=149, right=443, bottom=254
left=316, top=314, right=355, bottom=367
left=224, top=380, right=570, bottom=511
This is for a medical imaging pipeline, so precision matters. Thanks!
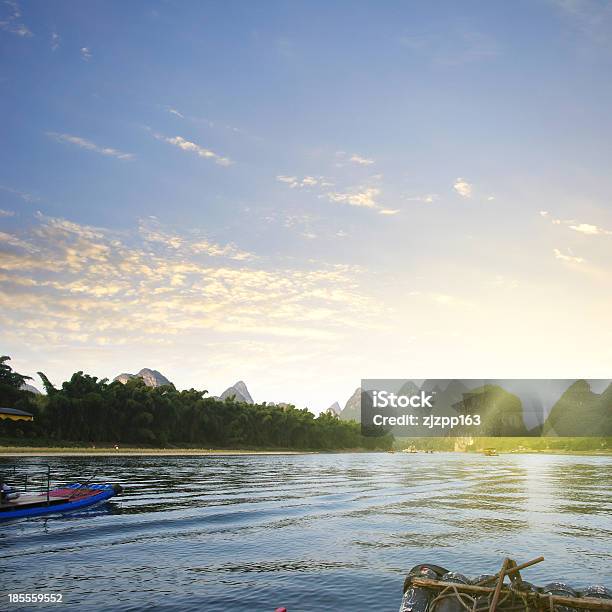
left=0, top=446, right=610, bottom=457
left=0, top=447, right=316, bottom=457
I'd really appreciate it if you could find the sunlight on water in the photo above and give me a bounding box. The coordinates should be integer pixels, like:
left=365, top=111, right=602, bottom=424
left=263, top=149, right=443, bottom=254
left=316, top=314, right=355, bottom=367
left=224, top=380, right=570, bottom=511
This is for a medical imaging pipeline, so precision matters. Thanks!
left=1, top=453, right=610, bottom=611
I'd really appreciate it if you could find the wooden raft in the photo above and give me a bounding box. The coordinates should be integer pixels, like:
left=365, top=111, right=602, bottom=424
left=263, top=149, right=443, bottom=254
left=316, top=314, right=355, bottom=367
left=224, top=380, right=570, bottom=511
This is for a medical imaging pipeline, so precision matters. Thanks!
left=410, top=556, right=612, bottom=612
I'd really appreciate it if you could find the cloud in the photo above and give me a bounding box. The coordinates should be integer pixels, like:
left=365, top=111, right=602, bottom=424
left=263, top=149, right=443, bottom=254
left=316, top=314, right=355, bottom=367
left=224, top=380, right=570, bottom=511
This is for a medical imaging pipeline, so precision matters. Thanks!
left=138, top=217, right=254, bottom=260
left=0, top=184, right=39, bottom=202
left=168, top=108, right=184, bottom=119
left=80, top=47, right=92, bottom=61
left=568, top=223, right=612, bottom=236
left=349, top=154, right=375, bottom=166
left=487, top=196, right=495, bottom=201
left=46, top=132, right=134, bottom=160
left=379, top=208, right=400, bottom=215
left=0, top=215, right=381, bottom=350
left=156, top=134, right=232, bottom=166
left=0, top=209, right=15, bottom=217
left=406, top=194, right=437, bottom=204
left=453, top=178, right=472, bottom=198
left=0, top=0, right=32, bottom=37
left=276, top=169, right=384, bottom=212
left=542, top=212, right=612, bottom=236
left=275, top=175, right=328, bottom=189
left=51, top=31, right=60, bottom=51
left=550, top=0, right=612, bottom=48
left=327, top=187, right=380, bottom=209
left=553, top=248, right=585, bottom=264
left=0, top=230, right=37, bottom=252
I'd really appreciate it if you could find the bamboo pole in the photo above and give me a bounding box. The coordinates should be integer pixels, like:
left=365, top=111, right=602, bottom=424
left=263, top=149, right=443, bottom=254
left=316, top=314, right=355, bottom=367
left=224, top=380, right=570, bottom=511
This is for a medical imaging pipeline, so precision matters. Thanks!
left=477, top=557, right=545, bottom=586
left=411, top=579, right=612, bottom=611
left=489, top=558, right=511, bottom=612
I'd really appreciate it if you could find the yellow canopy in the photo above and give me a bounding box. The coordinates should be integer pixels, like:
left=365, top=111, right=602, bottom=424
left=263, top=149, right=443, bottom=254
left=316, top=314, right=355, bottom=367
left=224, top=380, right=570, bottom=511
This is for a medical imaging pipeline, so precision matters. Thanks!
left=0, top=407, right=34, bottom=422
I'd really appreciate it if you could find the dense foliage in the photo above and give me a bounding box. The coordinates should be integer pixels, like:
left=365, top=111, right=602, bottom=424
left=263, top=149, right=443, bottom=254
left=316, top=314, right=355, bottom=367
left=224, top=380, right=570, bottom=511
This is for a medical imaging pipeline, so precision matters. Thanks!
left=0, top=358, right=392, bottom=450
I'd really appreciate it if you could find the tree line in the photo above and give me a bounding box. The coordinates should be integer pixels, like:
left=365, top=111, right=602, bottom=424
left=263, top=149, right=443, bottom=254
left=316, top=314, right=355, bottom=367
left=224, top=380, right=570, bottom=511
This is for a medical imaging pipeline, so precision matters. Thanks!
left=0, top=356, right=392, bottom=450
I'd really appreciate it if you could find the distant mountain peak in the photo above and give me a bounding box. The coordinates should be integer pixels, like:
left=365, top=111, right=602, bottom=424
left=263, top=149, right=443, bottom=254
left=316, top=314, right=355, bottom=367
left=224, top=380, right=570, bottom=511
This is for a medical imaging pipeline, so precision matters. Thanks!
left=113, top=368, right=172, bottom=388
left=20, top=382, right=41, bottom=395
left=220, top=381, right=254, bottom=404
left=325, top=401, right=341, bottom=416
left=339, top=387, right=361, bottom=422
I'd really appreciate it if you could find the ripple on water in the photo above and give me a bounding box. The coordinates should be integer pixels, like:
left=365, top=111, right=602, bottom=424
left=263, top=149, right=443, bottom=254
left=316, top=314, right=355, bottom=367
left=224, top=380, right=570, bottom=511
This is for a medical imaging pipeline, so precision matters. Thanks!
left=0, top=453, right=610, bottom=612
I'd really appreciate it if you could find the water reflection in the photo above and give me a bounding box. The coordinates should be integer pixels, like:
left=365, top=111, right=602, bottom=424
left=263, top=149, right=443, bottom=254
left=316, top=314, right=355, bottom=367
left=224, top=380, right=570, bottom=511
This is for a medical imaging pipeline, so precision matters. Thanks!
left=0, top=453, right=609, bottom=611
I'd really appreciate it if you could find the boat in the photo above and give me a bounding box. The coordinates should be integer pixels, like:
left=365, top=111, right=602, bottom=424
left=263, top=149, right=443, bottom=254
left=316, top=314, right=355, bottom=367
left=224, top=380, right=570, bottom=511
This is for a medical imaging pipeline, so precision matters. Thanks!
left=483, top=448, right=498, bottom=456
left=399, top=556, right=611, bottom=612
left=0, top=464, right=123, bottom=522
left=0, top=482, right=123, bottom=521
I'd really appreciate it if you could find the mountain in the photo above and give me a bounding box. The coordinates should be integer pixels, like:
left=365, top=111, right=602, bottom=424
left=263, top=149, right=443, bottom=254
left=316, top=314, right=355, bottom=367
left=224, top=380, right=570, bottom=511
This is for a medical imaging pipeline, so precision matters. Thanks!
left=421, top=379, right=452, bottom=393
left=113, top=368, right=172, bottom=387
left=429, top=379, right=469, bottom=419
left=452, top=384, right=528, bottom=436
left=20, top=383, right=41, bottom=394
left=489, top=379, right=578, bottom=429
left=543, top=380, right=611, bottom=436
left=325, top=401, right=341, bottom=417
left=220, top=380, right=254, bottom=404
left=339, top=387, right=361, bottom=421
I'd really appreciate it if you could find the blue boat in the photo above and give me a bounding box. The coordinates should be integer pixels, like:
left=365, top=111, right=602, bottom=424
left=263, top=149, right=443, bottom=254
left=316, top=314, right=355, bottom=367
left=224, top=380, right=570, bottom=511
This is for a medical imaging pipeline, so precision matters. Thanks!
left=0, top=465, right=123, bottom=521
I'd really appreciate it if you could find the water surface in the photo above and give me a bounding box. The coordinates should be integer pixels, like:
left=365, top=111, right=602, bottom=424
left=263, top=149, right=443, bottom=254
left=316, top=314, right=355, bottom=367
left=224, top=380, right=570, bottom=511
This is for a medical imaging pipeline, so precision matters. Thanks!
left=1, top=453, right=610, bottom=611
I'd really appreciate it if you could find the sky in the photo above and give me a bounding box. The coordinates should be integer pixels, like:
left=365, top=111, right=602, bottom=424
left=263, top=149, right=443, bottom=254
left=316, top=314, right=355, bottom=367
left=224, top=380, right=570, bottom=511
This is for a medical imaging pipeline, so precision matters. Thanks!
left=1, top=0, right=611, bottom=412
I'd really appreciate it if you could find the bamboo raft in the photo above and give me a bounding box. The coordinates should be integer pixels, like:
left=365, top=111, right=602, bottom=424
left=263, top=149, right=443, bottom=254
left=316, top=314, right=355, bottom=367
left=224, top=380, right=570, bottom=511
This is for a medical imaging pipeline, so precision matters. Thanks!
left=400, top=556, right=611, bottom=612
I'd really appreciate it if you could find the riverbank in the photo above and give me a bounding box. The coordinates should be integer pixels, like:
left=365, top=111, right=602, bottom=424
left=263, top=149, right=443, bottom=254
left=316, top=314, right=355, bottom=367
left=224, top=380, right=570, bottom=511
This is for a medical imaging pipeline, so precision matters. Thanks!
left=1, top=446, right=610, bottom=456
left=0, top=446, right=319, bottom=456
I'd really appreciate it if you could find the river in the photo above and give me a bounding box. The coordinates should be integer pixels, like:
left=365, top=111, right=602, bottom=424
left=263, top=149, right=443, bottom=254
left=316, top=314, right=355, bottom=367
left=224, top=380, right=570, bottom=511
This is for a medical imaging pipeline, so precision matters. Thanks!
left=1, top=453, right=610, bottom=611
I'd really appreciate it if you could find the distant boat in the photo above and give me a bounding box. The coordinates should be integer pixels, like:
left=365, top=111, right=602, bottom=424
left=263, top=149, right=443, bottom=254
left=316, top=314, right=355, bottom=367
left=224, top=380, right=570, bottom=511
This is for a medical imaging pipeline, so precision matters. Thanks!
left=483, top=448, right=498, bottom=456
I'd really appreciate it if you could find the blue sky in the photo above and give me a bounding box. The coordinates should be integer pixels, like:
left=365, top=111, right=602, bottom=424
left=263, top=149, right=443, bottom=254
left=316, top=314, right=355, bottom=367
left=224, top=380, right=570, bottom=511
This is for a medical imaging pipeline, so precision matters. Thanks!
left=1, top=0, right=611, bottom=410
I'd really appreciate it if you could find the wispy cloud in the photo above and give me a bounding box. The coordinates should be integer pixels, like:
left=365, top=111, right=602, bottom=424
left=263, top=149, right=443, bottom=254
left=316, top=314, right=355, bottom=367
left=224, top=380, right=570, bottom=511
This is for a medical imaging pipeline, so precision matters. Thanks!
left=80, top=47, right=92, bottom=61
left=327, top=187, right=380, bottom=209
left=277, top=170, right=389, bottom=214
left=568, top=222, right=612, bottom=236
left=0, top=0, right=32, bottom=37
left=335, top=151, right=375, bottom=167
left=0, top=184, right=39, bottom=202
left=0, top=209, right=15, bottom=217
left=139, top=217, right=254, bottom=261
left=0, top=230, right=37, bottom=252
left=453, top=177, right=472, bottom=198
left=51, top=31, right=60, bottom=51
left=349, top=154, right=375, bottom=166
left=379, top=208, right=400, bottom=216
left=47, top=132, right=134, bottom=160
left=406, top=193, right=438, bottom=204
left=168, top=108, right=185, bottom=119
left=541, top=212, right=612, bottom=236
left=275, top=175, right=330, bottom=189
left=550, top=0, right=612, bottom=48
left=155, top=134, right=232, bottom=166
left=0, top=214, right=380, bottom=349
left=553, top=248, right=585, bottom=264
